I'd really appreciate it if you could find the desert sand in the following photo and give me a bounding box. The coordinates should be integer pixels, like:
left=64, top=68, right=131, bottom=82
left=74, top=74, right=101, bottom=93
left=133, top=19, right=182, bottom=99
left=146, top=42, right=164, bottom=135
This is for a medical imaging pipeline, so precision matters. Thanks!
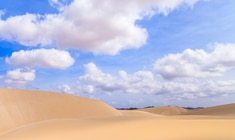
left=0, top=88, right=235, bottom=140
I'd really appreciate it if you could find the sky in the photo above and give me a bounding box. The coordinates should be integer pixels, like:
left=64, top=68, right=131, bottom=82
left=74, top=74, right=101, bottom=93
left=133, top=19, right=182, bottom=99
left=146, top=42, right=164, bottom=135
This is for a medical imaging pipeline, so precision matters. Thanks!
left=0, top=0, right=235, bottom=108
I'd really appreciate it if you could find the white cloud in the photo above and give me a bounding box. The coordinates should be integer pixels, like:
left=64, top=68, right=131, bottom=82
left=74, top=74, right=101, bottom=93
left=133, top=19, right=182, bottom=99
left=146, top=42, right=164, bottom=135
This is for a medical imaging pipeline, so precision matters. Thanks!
left=163, top=80, right=235, bottom=101
left=0, top=10, right=5, bottom=18
left=74, top=62, right=235, bottom=101
left=154, top=43, right=235, bottom=80
left=205, top=43, right=235, bottom=72
left=5, top=67, right=36, bottom=85
left=77, top=62, right=160, bottom=94
left=48, top=0, right=69, bottom=11
left=57, top=84, right=75, bottom=94
left=0, top=14, right=52, bottom=46
left=0, top=0, right=200, bottom=55
left=6, top=48, right=74, bottom=69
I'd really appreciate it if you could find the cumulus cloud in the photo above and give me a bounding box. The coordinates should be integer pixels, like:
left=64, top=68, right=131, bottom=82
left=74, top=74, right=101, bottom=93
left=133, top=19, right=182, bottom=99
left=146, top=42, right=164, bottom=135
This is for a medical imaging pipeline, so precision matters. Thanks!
left=57, top=84, right=75, bottom=94
left=74, top=62, right=235, bottom=101
left=49, top=0, right=63, bottom=9
left=0, top=14, right=52, bottom=46
left=163, top=80, right=235, bottom=101
left=77, top=62, right=160, bottom=94
left=0, top=10, right=4, bottom=17
left=205, top=43, right=235, bottom=72
left=154, top=43, right=235, bottom=80
left=0, top=0, right=200, bottom=55
left=6, top=48, right=74, bottom=69
left=5, top=67, right=35, bottom=85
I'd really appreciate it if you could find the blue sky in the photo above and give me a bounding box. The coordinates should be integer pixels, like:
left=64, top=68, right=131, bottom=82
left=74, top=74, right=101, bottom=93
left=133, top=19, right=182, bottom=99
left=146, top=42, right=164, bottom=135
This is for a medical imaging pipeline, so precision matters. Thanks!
left=1, top=0, right=235, bottom=107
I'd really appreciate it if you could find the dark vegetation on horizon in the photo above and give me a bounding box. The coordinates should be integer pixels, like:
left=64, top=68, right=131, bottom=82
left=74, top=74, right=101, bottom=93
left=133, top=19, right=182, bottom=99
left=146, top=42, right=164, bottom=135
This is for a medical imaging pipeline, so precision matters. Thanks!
left=116, top=106, right=204, bottom=110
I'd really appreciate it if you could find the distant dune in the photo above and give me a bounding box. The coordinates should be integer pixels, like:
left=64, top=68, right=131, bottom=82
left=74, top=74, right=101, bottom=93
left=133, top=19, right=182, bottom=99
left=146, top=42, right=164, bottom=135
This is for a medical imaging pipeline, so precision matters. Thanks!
left=0, top=88, right=121, bottom=132
left=139, top=106, right=188, bottom=115
left=0, top=88, right=235, bottom=140
left=183, top=103, right=235, bottom=116
left=139, top=104, right=235, bottom=116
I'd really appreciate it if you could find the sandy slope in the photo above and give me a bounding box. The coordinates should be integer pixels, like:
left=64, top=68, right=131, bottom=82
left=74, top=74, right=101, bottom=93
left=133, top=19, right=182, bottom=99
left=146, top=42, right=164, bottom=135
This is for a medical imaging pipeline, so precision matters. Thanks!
left=0, top=88, right=235, bottom=140
left=0, top=88, right=121, bottom=132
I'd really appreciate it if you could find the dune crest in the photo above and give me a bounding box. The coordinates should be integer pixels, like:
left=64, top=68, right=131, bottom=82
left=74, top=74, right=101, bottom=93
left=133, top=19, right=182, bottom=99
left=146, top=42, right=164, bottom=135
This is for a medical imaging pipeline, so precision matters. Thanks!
left=0, top=88, right=121, bottom=133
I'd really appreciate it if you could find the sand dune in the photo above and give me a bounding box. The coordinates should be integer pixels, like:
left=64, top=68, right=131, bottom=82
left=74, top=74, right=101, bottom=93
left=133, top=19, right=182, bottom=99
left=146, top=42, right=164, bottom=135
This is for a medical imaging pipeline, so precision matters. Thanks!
left=138, top=103, right=235, bottom=116
left=0, top=88, right=121, bottom=133
left=0, top=88, right=235, bottom=140
left=184, top=103, right=235, bottom=116
left=138, top=106, right=188, bottom=115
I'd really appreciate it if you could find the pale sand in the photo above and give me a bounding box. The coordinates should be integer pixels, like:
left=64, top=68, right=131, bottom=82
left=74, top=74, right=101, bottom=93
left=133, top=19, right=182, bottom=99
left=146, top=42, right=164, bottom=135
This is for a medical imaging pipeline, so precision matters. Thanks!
left=0, top=88, right=235, bottom=140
